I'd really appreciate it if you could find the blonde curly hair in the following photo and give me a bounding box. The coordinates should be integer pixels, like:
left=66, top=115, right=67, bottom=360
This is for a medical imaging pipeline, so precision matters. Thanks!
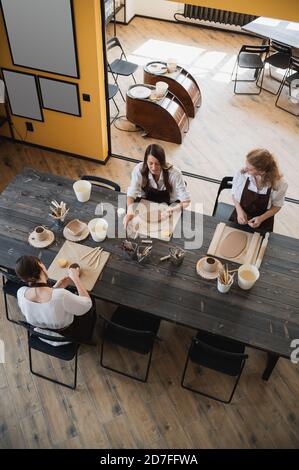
left=243, top=148, right=282, bottom=189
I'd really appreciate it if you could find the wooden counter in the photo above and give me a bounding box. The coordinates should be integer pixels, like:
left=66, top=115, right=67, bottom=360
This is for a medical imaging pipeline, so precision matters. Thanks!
left=144, top=61, right=201, bottom=118
left=126, top=84, right=189, bottom=144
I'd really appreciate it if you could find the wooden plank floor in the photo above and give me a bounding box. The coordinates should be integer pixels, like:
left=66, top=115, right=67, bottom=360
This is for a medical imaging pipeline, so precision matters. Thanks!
left=0, top=17, right=299, bottom=449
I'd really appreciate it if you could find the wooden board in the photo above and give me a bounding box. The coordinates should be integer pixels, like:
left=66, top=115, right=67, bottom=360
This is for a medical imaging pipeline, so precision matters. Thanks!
left=127, top=199, right=182, bottom=241
left=47, top=241, right=110, bottom=291
left=207, top=222, right=262, bottom=265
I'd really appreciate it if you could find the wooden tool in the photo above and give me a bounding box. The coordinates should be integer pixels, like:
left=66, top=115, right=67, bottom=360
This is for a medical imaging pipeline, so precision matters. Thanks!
left=255, top=232, right=270, bottom=269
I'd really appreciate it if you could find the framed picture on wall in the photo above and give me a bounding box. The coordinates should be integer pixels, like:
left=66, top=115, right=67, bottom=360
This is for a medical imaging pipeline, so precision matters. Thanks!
left=0, top=0, right=79, bottom=78
left=2, top=69, right=44, bottom=121
left=38, top=76, right=81, bottom=117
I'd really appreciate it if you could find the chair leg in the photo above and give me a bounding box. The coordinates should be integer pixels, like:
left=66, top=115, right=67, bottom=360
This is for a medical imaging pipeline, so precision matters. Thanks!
left=181, top=356, right=245, bottom=404
left=100, top=338, right=151, bottom=383
left=234, top=65, right=264, bottom=95
left=132, top=73, right=137, bottom=84
left=257, top=63, right=284, bottom=95
left=275, top=78, right=299, bottom=116
left=3, top=292, right=19, bottom=324
left=110, top=98, right=120, bottom=124
left=28, top=341, right=77, bottom=390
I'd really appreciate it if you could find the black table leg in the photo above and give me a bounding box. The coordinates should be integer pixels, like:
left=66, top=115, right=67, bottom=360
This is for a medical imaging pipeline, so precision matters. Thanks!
left=262, top=353, right=279, bottom=380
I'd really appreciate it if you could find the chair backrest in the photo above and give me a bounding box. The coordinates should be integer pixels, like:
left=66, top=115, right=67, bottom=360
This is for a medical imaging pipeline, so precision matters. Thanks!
left=191, top=337, right=248, bottom=376
left=80, top=175, right=120, bottom=192
left=107, top=36, right=122, bottom=52
left=106, top=36, right=126, bottom=61
left=290, top=56, right=299, bottom=73
left=18, top=320, right=79, bottom=347
left=0, top=267, right=24, bottom=285
left=239, top=44, right=269, bottom=55
left=100, top=313, right=157, bottom=340
left=212, top=176, right=233, bottom=216
left=270, top=40, right=292, bottom=56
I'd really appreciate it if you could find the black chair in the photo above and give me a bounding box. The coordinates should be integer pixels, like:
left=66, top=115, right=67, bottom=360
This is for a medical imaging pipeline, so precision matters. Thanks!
left=0, top=267, right=26, bottom=324
left=19, top=321, right=80, bottom=389
left=181, top=330, right=248, bottom=404
left=99, top=306, right=161, bottom=382
left=232, top=44, right=269, bottom=95
left=212, top=176, right=234, bottom=221
left=81, top=175, right=121, bottom=192
left=108, top=83, right=120, bottom=123
left=107, top=36, right=138, bottom=101
left=275, top=56, right=299, bottom=116
left=257, top=41, right=291, bottom=95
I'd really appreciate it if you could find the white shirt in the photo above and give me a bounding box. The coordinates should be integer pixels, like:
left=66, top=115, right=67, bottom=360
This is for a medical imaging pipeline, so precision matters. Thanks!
left=232, top=170, right=288, bottom=209
left=127, top=162, right=190, bottom=203
left=17, top=287, right=92, bottom=346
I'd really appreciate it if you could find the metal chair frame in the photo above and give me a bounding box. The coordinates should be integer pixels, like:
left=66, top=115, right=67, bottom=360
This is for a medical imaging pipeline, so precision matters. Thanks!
left=232, top=44, right=269, bottom=95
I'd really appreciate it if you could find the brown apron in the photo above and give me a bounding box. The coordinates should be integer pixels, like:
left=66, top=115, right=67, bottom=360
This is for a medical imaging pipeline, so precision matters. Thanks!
left=144, top=186, right=170, bottom=204
left=230, top=177, right=274, bottom=233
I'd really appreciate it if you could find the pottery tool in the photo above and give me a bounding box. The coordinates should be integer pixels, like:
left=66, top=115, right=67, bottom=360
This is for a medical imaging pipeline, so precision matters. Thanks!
left=244, top=231, right=261, bottom=264
left=87, top=248, right=103, bottom=267
left=141, top=239, right=153, bottom=244
left=49, top=200, right=69, bottom=220
left=80, top=246, right=98, bottom=261
left=255, top=232, right=270, bottom=269
left=160, top=255, right=171, bottom=262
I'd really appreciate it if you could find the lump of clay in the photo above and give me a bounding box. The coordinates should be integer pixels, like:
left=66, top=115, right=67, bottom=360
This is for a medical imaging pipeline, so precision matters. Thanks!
left=69, top=263, right=81, bottom=276
left=57, top=258, right=68, bottom=268
left=219, top=231, right=247, bottom=258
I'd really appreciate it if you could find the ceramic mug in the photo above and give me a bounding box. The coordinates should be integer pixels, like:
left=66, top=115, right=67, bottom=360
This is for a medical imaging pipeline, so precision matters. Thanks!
left=34, top=226, right=47, bottom=241
left=167, top=58, right=177, bottom=73
left=73, top=180, right=92, bottom=203
left=204, top=257, right=217, bottom=273
left=155, top=81, right=168, bottom=98
left=238, top=264, right=260, bottom=290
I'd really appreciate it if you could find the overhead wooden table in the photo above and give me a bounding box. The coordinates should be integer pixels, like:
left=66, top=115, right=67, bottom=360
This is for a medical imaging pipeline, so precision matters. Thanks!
left=126, top=84, right=189, bottom=144
left=143, top=61, right=201, bottom=118
left=1, top=167, right=299, bottom=380
left=242, top=17, right=299, bottom=50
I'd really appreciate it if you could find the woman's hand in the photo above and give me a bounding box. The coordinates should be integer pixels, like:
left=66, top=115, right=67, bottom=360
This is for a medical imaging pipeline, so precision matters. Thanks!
left=53, top=276, right=70, bottom=289
left=68, top=267, right=80, bottom=284
left=123, top=213, right=134, bottom=229
left=248, top=216, right=262, bottom=228
left=237, top=208, right=248, bottom=225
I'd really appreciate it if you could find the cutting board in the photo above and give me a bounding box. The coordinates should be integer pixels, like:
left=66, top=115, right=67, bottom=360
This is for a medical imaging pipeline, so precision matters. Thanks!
left=47, top=241, right=110, bottom=291
left=127, top=199, right=182, bottom=241
left=207, top=222, right=262, bottom=265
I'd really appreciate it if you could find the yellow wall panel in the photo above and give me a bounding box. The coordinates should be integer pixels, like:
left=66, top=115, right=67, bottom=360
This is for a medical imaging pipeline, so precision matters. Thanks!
left=0, top=0, right=108, bottom=162
left=171, top=1, right=299, bottom=22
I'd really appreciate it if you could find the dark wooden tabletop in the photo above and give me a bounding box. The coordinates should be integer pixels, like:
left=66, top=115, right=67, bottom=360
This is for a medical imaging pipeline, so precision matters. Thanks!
left=1, top=167, right=298, bottom=359
left=242, top=17, right=299, bottom=49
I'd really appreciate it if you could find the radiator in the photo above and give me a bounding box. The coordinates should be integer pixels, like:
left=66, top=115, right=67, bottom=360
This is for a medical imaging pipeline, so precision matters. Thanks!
left=183, top=5, right=257, bottom=27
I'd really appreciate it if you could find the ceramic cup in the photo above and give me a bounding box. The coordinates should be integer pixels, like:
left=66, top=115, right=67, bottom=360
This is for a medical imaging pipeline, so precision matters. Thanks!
left=217, top=274, right=233, bottom=294
left=34, top=226, right=47, bottom=241
left=204, top=257, right=217, bottom=273
left=88, top=218, right=108, bottom=242
left=155, top=81, right=168, bottom=98
left=167, top=58, right=177, bottom=73
left=238, top=264, right=260, bottom=290
left=73, top=180, right=92, bottom=203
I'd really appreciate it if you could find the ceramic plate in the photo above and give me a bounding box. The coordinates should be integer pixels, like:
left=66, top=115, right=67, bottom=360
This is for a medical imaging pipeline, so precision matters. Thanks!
left=147, top=63, right=167, bottom=75
left=130, top=86, right=152, bottom=99
left=28, top=229, right=55, bottom=248
left=196, top=257, right=223, bottom=280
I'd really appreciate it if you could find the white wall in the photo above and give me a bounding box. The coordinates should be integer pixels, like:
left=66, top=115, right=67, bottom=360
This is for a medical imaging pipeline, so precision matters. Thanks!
left=134, top=0, right=184, bottom=21
left=116, top=0, right=184, bottom=23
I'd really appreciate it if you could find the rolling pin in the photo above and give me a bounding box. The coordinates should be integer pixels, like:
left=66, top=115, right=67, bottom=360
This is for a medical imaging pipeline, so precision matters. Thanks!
left=255, top=232, right=270, bottom=269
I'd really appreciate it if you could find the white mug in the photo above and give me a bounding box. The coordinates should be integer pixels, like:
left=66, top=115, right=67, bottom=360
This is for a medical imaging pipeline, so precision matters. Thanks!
left=88, top=218, right=108, bottom=242
left=167, top=58, right=177, bottom=73
left=238, top=264, right=260, bottom=290
left=73, top=180, right=91, bottom=203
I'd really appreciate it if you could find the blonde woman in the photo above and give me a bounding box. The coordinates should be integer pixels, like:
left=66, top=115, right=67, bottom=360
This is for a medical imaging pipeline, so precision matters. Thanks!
left=231, top=148, right=288, bottom=232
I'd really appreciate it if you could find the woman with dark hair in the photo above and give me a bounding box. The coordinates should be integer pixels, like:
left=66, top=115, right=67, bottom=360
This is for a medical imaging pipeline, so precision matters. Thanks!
left=231, top=148, right=288, bottom=232
left=16, top=255, right=95, bottom=346
left=124, top=144, right=190, bottom=228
